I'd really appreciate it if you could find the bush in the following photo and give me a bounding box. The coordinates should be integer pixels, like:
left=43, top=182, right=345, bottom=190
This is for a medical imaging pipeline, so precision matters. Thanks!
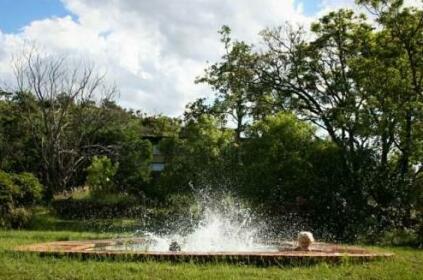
left=9, top=207, right=33, bottom=228
left=0, top=170, right=43, bottom=228
left=12, top=172, right=43, bottom=206
left=0, top=171, right=16, bottom=228
left=145, top=194, right=199, bottom=234
left=51, top=196, right=144, bottom=219
left=85, top=156, right=118, bottom=197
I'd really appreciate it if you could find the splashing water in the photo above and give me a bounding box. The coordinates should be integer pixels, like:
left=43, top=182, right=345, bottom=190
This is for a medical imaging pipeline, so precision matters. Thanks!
left=130, top=192, right=279, bottom=252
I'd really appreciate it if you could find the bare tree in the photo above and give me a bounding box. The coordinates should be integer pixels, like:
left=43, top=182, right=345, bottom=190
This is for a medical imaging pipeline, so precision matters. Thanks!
left=12, top=48, right=117, bottom=199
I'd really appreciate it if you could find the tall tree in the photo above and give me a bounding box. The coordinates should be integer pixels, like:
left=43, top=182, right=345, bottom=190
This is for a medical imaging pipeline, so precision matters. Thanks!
left=196, top=26, right=258, bottom=143
left=0, top=91, right=39, bottom=173
left=357, top=0, right=423, bottom=177
left=259, top=10, right=375, bottom=180
left=12, top=49, right=116, bottom=200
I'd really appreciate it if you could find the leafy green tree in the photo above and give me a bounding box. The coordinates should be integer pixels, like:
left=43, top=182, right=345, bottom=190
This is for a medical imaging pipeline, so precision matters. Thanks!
left=157, top=115, right=235, bottom=197
left=351, top=0, right=423, bottom=231
left=256, top=2, right=422, bottom=236
left=114, top=124, right=153, bottom=196
left=90, top=103, right=155, bottom=197
left=241, top=113, right=370, bottom=239
left=0, top=91, right=39, bottom=173
left=140, top=115, right=181, bottom=137
left=357, top=0, right=423, bottom=177
left=260, top=10, right=375, bottom=174
left=241, top=113, right=317, bottom=204
left=196, top=26, right=259, bottom=143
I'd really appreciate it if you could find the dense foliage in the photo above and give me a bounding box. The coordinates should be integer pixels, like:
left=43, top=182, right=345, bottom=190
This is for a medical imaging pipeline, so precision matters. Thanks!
left=0, top=0, right=421, bottom=244
left=85, top=156, right=119, bottom=197
left=0, top=171, right=42, bottom=228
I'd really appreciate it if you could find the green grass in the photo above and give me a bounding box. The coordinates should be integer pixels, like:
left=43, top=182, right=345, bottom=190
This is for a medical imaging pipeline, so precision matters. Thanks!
left=0, top=230, right=422, bottom=279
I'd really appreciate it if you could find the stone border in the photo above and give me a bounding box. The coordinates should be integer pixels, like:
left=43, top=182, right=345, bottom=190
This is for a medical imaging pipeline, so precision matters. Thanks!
left=14, top=239, right=394, bottom=265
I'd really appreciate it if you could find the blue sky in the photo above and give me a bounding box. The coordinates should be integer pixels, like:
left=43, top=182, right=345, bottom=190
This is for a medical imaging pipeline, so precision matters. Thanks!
left=0, top=0, right=71, bottom=32
left=301, top=0, right=323, bottom=16
left=0, top=0, right=322, bottom=33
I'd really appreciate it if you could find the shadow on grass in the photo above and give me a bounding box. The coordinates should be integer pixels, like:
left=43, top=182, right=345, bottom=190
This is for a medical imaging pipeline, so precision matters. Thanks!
left=28, top=207, right=144, bottom=233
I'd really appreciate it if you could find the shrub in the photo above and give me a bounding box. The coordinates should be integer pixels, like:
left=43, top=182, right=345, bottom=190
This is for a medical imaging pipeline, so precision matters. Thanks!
left=0, top=170, right=43, bottom=228
left=51, top=196, right=144, bottom=219
left=9, top=207, right=32, bottom=228
left=146, top=194, right=198, bottom=234
left=12, top=172, right=43, bottom=206
left=0, top=171, right=16, bottom=228
left=85, top=156, right=118, bottom=197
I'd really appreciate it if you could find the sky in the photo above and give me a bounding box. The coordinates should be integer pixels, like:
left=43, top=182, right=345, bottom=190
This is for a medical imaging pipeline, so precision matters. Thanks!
left=0, top=0, right=416, bottom=116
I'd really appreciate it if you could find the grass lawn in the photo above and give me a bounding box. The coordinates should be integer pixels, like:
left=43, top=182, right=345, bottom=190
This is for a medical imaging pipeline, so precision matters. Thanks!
left=0, top=230, right=422, bottom=279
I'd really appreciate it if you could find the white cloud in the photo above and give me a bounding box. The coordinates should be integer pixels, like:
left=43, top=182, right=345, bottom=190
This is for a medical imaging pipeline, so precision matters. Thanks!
left=5, top=0, right=413, bottom=116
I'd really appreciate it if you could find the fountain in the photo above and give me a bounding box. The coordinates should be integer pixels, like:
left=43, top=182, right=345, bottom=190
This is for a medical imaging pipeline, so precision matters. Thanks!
left=14, top=192, right=393, bottom=264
